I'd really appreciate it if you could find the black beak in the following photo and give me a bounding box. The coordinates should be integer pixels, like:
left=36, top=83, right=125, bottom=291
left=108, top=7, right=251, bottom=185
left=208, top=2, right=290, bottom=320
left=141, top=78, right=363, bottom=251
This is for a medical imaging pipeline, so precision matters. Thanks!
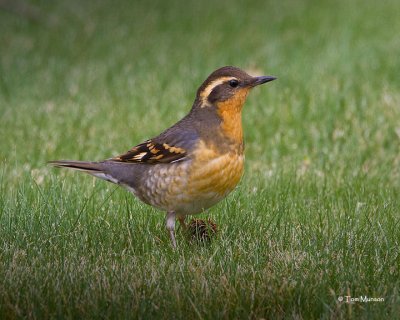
left=249, top=76, right=277, bottom=87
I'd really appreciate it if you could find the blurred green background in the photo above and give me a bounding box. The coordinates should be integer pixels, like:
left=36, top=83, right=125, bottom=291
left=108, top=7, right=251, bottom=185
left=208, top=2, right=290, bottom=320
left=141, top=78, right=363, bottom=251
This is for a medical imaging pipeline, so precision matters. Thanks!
left=1, top=0, right=400, bottom=318
left=1, top=0, right=400, bottom=176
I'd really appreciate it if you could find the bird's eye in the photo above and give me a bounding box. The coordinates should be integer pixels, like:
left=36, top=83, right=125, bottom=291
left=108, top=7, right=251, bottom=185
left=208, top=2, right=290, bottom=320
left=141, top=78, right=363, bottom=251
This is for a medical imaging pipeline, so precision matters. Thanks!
left=229, top=79, right=239, bottom=88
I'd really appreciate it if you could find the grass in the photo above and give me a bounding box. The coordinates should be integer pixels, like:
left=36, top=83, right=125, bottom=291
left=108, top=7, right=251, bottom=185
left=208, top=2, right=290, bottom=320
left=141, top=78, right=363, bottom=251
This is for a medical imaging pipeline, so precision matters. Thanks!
left=1, top=0, right=400, bottom=318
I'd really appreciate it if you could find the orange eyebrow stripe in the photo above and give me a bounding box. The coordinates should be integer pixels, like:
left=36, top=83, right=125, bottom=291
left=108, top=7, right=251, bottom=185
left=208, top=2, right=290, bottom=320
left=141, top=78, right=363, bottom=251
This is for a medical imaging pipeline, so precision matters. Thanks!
left=200, top=76, right=237, bottom=106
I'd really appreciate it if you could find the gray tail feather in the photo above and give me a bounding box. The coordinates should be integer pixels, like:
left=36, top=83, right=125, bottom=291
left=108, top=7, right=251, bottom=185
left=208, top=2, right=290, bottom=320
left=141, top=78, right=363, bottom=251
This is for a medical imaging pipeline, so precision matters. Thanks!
left=48, top=160, right=104, bottom=173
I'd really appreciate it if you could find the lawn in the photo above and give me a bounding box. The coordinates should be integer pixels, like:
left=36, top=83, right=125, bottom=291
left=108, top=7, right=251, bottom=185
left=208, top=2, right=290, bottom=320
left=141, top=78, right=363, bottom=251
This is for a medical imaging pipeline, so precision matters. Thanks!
left=1, top=0, right=400, bottom=318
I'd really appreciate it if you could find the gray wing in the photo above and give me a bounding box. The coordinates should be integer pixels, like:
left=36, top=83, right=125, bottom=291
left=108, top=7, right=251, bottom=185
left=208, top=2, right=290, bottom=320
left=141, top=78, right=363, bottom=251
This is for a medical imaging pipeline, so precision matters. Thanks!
left=50, top=114, right=200, bottom=193
left=110, top=115, right=199, bottom=164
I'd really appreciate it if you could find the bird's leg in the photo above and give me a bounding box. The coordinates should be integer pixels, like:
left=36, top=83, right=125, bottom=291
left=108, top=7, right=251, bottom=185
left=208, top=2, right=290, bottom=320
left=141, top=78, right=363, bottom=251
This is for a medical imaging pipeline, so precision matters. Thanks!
left=166, top=211, right=177, bottom=248
left=177, top=216, right=187, bottom=230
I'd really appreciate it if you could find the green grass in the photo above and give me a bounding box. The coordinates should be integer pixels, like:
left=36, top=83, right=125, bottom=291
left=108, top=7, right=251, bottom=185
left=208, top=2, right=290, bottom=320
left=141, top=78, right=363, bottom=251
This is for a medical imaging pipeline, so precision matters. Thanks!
left=1, top=0, right=400, bottom=318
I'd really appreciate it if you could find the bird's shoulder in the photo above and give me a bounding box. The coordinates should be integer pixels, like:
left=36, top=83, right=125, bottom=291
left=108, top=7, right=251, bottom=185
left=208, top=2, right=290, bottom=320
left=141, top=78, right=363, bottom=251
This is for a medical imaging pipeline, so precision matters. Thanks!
left=110, top=116, right=199, bottom=164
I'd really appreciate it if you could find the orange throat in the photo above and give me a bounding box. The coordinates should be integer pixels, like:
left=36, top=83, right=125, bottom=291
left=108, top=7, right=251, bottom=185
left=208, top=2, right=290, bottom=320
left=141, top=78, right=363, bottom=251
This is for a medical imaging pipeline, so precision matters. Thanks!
left=216, top=88, right=249, bottom=148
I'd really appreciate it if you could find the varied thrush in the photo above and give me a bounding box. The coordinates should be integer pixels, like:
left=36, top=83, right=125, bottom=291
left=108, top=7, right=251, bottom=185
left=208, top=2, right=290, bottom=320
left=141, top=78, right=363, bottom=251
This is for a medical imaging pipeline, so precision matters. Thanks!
left=49, top=66, right=276, bottom=247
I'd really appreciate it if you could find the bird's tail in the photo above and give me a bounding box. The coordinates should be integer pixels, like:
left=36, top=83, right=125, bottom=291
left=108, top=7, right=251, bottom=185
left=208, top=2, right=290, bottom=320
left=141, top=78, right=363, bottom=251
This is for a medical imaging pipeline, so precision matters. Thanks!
left=49, top=159, right=141, bottom=187
left=48, top=160, right=104, bottom=173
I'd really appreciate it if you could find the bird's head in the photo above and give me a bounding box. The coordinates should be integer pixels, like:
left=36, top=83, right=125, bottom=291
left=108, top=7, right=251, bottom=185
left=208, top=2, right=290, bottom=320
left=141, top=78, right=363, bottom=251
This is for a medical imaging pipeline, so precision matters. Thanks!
left=191, top=66, right=276, bottom=148
left=195, top=66, right=276, bottom=112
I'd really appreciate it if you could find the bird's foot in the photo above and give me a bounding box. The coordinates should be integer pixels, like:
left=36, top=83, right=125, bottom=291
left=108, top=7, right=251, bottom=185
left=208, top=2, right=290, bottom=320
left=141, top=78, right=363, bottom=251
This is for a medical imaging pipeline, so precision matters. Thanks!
left=166, top=211, right=177, bottom=248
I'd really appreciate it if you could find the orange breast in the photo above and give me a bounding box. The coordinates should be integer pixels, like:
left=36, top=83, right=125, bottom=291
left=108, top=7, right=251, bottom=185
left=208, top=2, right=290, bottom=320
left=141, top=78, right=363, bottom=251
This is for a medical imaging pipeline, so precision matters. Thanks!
left=216, top=87, right=249, bottom=145
left=187, top=140, right=244, bottom=200
left=137, top=140, right=244, bottom=215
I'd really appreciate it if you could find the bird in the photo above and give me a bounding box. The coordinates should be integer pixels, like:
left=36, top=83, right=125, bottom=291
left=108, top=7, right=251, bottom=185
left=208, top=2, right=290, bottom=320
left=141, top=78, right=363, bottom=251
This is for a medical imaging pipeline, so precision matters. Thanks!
left=49, top=66, right=276, bottom=247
